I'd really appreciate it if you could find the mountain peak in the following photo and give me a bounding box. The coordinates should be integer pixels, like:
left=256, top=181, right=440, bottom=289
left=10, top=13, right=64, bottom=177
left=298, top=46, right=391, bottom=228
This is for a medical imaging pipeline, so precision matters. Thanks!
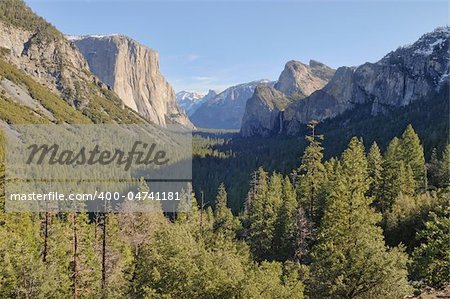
left=274, top=60, right=335, bottom=98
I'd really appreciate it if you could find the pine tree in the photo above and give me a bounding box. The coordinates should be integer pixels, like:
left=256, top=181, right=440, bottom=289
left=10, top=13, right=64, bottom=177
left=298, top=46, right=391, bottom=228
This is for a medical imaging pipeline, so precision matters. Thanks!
left=246, top=167, right=276, bottom=261
left=439, top=144, right=450, bottom=188
left=213, top=183, right=239, bottom=238
left=309, top=137, right=411, bottom=299
left=379, top=137, right=406, bottom=212
left=295, top=121, right=326, bottom=230
left=367, top=142, right=383, bottom=198
left=273, top=176, right=298, bottom=261
left=427, top=148, right=441, bottom=188
left=401, top=124, right=426, bottom=189
left=412, top=200, right=450, bottom=288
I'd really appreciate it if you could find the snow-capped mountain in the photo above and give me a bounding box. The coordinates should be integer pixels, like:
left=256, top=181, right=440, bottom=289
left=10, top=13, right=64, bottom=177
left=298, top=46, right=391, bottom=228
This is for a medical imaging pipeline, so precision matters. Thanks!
left=176, top=90, right=218, bottom=116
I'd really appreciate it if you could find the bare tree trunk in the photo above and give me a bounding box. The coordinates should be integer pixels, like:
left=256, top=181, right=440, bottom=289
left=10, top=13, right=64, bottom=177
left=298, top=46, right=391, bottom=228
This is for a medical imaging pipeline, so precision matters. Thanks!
left=43, top=212, right=49, bottom=263
left=72, top=213, right=78, bottom=299
left=101, top=212, right=107, bottom=297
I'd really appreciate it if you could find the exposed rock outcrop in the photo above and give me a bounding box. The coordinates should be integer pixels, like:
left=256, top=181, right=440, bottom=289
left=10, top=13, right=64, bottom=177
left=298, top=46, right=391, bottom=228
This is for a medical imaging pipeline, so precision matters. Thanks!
left=240, top=85, right=291, bottom=137
left=0, top=20, right=99, bottom=107
left=241, top=60, right=335, bottom=136
left=274, top=60, right=335, bottom=98
left=241, top=27, right=450, bottom=136
left=70, top=35, right=193, bottom=127
left=190, top=80, right=273, bottom=129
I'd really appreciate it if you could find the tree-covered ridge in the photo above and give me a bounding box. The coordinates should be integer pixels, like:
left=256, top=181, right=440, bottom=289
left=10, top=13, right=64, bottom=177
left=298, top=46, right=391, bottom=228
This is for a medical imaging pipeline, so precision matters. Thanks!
left=0, top=57, right=145, bottom=124
left=0, top=124, right=448, bottom=298
left=0, top=0, right=62, bottom=41
left=192, top=83, right=448, bottom=212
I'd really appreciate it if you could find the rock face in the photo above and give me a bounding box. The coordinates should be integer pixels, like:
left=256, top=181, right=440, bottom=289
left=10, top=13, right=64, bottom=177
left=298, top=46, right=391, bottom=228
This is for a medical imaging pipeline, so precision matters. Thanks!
left=190, top=80, right=273, bottom=129
left=0, top=20, right=98, bottom=107
left=274, top=60, right=335, bottom=98
left=240, top=86, right=291, bottom=137
left=242, top=27, right=450, bottom=136
left=69, top=35, right=193, bottom=128
left=240, top=60, right=335, bottom=136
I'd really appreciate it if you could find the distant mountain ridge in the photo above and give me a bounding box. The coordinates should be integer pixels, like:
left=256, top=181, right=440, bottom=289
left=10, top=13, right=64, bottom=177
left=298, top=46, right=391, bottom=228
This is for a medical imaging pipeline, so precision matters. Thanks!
left=190, top=80, right=274, bottom=129
left=176, top=90, right=217, bottom=116
left=240, top=27, right=450, bottom=136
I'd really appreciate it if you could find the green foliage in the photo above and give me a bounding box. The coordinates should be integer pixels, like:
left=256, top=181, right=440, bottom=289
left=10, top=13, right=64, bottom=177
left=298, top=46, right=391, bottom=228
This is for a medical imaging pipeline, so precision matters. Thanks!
left=213, top=183, right=240, bottom=238
left=0, top=0, right=62, bottom=41
left=245, top=167, right=276, bottom=261
left=131, top=223, right=304, bottom=299
left=0, top=93, right=50, bottom=124
left=309, top=138, right=412, bottom=299
left=294, top=127, right=326, bottom=224
left=273, top=176, right=298, bottom=261
left=367, top=142, right=383, bottom=198
left=412, top=200, right=450, bottom=288
left=384, top=192, right=443, bottom=250
left=401, top=124, right=426, bottom=189
left=0, top=59, right=91, bottom=124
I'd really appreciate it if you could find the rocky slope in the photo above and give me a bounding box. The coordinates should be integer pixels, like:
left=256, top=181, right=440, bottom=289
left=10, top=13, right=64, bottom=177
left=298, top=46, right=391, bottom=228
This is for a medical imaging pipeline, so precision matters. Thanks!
left=176, top=89, right=217, bottom=116
left=241, top=27, right=450, bottom=136
left=69, top=35, right=192, bottom=128
left=0, top=0, right=150, bottom=125
left=241, top=60, right=335, bottom=136
left=190, top=80, right=273, bottom=129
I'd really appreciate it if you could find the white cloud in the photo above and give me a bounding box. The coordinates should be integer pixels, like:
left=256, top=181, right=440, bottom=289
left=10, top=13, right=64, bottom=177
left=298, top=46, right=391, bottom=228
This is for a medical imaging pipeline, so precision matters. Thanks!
left=191, top=76, right=216, bottom=81
left=186, top=54, right=200, bottom=62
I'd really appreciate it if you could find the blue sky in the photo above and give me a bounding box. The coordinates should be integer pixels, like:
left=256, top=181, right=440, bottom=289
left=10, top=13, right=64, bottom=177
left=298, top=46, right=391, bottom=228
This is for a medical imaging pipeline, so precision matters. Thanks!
left=27, top=0, right=448, bottom=93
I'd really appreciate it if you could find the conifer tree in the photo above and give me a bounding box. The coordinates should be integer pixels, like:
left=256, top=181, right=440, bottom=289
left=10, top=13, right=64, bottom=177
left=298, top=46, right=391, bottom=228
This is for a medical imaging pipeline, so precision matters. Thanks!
left=380, top=137, right=406, bottom=211
left=367, top=142, right=383, bottom=198
left=401, top=125, right=426, bottom=189
left=439, top=144, right=450, bottom=188
left=273, top=176, right=298, bottom=261
left=213, top=183, right=239, bottom=238
left=245, top=167, right=276, bottom=261
left=310, top=138, right=411, bottom=299
left=412, top=200, right=450, bottom=288
left=295, top=121, right=326, bottom=228
left=428, top=148, right=441, bottom=188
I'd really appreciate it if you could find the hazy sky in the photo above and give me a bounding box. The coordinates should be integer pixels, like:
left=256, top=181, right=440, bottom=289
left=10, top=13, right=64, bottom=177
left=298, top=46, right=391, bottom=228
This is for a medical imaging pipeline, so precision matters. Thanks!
left=26, top=0, right=448, bottom=93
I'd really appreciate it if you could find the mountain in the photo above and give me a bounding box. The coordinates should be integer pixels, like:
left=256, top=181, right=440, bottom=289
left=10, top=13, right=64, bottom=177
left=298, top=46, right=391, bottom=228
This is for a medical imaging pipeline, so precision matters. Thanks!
left=176, top=90, right=218, bottom=116
left=241, top=60, right=335, bottom=136
left=0, top=0, right=144, bottom=127
left=190, top=80, right=273, bottom=129
left=241, top=27, right=450, bottom=136
left=68, top=35, right=193, bottom=128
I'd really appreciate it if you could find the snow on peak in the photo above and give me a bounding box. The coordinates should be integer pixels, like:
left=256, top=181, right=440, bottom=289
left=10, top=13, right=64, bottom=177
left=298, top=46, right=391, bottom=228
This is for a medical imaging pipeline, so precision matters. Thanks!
left=66, top=34, right=122, bottom=41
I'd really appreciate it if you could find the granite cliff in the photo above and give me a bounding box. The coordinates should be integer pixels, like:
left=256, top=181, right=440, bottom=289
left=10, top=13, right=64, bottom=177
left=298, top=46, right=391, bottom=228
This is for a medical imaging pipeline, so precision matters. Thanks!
left=241, top=27, right=450, bottom=136
left=69, top=35, right=193, bottom=127
left=241, top=60, right=335, bottom=136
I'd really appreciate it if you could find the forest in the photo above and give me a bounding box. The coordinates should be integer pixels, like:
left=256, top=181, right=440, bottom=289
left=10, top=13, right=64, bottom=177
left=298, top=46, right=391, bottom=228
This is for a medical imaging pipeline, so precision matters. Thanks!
left=0, top=123, right=448, bottom=298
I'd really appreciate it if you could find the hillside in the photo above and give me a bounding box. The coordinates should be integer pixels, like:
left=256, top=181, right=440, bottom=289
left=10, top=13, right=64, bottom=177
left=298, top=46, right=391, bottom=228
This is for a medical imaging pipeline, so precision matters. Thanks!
left=241, top=27, right=450, bottom=137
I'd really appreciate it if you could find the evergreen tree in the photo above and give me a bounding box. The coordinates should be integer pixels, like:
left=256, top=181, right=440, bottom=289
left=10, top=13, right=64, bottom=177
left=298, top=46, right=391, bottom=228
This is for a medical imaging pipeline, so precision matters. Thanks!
left=439, top=144, right=450, bottom=188
left=412, top=200, right=450, bottom=288
left=295, top=123, right=326, bottom=225
left=379, top=138, right=407, bottom=211
left=273, top=176, right=298, bottom=261
left=245, top=167, right=276, bottom=261
left=401, top=125, right=426, bottom=189
left=427, top=148, right=441, bottom=188
left=309, top=138, right=411, bottom=299
left=213, top=183, right=240, bottom=239
left=367, top=142, right=383, bottom=198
